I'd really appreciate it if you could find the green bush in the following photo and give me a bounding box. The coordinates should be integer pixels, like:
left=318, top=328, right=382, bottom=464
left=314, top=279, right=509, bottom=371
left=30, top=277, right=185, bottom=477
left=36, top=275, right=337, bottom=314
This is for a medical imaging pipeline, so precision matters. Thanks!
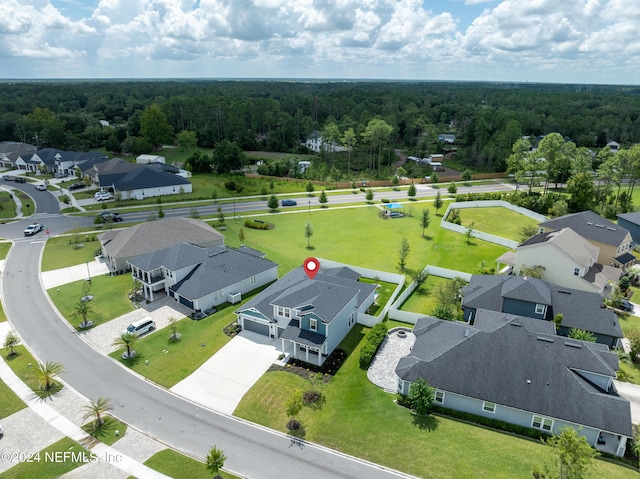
left=359, top=323, right=389, bottom=368
left=244, top=219, right=269, bottom=230
left=381, top=198, right=390, bottom=203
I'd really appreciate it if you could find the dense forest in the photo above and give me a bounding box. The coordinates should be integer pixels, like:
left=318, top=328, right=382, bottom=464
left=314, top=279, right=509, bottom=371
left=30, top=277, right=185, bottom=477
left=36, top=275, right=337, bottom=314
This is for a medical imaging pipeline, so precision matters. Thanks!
left=2, top=80, right=640, bottom=176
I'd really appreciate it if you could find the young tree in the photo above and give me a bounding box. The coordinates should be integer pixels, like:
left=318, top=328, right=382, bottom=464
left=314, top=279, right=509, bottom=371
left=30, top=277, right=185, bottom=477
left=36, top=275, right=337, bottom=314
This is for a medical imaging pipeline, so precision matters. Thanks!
left=519, top=224, right=538, bottom=242
left=71, top=298, right=95, bottom=329
left=398, top=238, right=410, bottom=271
left=205, top=446, right=227, bottom=478
left=542, top=426, right=596, bottom=479
left=433, top=190, right=444, bottom=215
left=238, top=227, right=245, bottom=244
left=268, top=194, right=279, bottom=211
left=319, top=190, right=328, bottom=207
left=305, top=221, right=313, bottom=249
left=448, top=182, right=457, bottom=194
left=3, top=330, right=20, bottom=356
left=35, top=360, right=64, bottom=391
left=112, top=332, right=138, bottom=359
left=462, top=170, right=472, bottom=182
left=408, top=183, right=417, bottom=198
left=465, top=221, right=475, bottom=245
left=306, top=181, right=315, bottom=196
left=82, top=397, right=112, bottom=427
left=568, top=329, right=596, bottom=343
left=430, top=171, right=439, bottom=184
left=177, top=130, right=197, bottom=151
left=286, top=389, right=304, bottom=432
left=408, top=378, right=435, bottom=415
left=420, top=209, right=430, bottom=238
left=365, top=188, right=374, bottom=203
left=216, top=206, right=225, bottom=228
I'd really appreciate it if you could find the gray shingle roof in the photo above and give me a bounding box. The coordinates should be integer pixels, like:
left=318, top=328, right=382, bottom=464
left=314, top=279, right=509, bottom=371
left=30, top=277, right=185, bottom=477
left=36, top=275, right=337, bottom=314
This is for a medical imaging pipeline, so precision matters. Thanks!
left=396, top=312, right=632, bottom=437
left=519, top=228, right=599, bottom=268
left=236, top=267, right=376, bottom=325
left=0, top=142, right=36, bottom=163
left=617, top=212, right=640, bottom=227
left=540, top=211, right=630, bottom=246
left=462, top=275, right=622, bottom=339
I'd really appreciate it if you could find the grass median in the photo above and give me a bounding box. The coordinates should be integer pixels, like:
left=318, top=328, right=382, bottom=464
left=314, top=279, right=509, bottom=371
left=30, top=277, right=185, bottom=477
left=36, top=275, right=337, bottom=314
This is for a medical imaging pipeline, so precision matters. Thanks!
left=136, top=449, right=240, bottom=479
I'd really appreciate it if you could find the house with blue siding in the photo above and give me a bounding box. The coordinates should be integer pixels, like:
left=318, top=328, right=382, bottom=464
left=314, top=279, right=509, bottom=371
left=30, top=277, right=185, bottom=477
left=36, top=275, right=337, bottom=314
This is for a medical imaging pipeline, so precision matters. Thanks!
left=461, top=274, right=622, bottom=348
left=236, top=266, right=376, bottom=365
left=396, top=311, right=632, bottom=457
left=617, top=212, right=640, bottom=246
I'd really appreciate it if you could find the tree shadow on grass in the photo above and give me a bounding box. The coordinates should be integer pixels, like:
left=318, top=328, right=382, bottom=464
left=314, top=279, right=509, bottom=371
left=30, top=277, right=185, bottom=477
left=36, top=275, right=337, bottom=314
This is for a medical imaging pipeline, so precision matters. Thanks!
left=421, top=235, right=433, bottom=241
left=120, top=351, right=144, bottom=366
left=82, top=416, right=118, bottom=443
left=31, top=382, right=65, bottom=401
left=305, top=246, right=316, bottom=251
left=412, top=413, right=440, bottom=431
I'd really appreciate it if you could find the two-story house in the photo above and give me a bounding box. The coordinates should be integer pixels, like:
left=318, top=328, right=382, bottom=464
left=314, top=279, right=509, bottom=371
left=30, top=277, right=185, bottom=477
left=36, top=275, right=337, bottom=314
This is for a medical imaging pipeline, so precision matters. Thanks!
left=236, top=266, right=376, bottom=366
left=461, top=274, right=623, bottom=348
left=514, top=227, right=621, bottom=294
left=539, top=211, right=634, bottom=268
left=127, top=243, right=278, bottom=313
left=396, top=312, right=632, bottom=457
left=0, top=141, right=36, bottom=169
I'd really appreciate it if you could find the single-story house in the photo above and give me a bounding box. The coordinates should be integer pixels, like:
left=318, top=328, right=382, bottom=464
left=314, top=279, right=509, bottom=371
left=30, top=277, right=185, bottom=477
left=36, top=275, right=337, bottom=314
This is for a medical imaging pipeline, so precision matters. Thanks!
left=396, top=312, right=632, bottom=457
left=236, top=266, right=377, bottom=366
left=136, top=154, right=165, bottom=164
left=92, top=158, right=192, bottom=199
left=512, top=227, right=621, bottom=294
left=0, top=142, right=37, bottom=169
left=539, top=211, right=633, bottom=268
left=98, top=217, right=224, bottom=273
left=127, top=243, right=278, bottom=313
left=461, top=274, right=623, bottom=348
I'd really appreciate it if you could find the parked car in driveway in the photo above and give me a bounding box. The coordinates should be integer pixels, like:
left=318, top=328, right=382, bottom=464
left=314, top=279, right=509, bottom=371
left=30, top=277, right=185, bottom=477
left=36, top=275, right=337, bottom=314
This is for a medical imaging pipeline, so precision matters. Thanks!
left=123, top=317, right=156, bottom=337
left=68, top=183, right=85, bottom=191
left=281, top=199, right=297, bottom=206
left=24, top=223, right=44, bottom=236
left=94, top=191, right=114, bottom=201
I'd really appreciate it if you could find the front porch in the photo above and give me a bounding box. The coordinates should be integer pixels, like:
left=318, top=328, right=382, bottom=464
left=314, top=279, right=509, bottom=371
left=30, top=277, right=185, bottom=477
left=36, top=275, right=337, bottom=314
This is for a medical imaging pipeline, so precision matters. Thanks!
left=132, top=266, right=166, bottom=302
left=595, top=430, right=627, bottom=457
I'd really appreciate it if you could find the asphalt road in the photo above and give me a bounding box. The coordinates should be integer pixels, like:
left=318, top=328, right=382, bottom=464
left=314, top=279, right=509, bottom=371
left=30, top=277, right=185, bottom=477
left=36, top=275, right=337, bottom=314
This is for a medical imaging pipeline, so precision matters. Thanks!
left=0, top=184, right=424, bottom=478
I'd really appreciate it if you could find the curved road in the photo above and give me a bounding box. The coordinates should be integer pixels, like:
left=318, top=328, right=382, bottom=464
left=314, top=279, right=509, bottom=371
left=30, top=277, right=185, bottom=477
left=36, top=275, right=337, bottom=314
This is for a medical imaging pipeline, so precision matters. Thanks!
left=1, top=185, right=414, bottom=478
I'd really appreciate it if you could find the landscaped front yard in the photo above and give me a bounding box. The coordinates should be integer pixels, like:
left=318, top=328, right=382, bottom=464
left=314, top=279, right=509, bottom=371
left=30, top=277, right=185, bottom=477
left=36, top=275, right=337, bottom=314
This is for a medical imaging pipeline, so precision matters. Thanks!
left=42, top=235, right=102, bottom=271
left=234, top=324, right=638, bottom=479
left=137, top=449, right=240, bottom=479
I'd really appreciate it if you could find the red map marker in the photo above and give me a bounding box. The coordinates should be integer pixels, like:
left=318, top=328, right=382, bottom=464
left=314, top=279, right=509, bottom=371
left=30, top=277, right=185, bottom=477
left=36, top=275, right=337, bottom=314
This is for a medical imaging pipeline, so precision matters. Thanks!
left=303, top=257, right=320, bottom=280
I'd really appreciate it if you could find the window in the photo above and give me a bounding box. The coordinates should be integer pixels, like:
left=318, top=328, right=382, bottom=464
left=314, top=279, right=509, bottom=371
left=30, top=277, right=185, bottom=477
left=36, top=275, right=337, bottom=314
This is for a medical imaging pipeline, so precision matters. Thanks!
left=573, top=267, right=580, bottom=276
left=532, top=415, right=553, bottom=431
left=482, top=401, right=496, bottom=413
left=434, top=390, right=445, bottom=404
left=310, top=318, right=317, bottom=331
left=277, top=306, right=284, bottom=317
left=250, top=275, right=256, bottom=285
left=284, top=308, right=291, bottom=319
left=535, top=304, right=545, bottom=315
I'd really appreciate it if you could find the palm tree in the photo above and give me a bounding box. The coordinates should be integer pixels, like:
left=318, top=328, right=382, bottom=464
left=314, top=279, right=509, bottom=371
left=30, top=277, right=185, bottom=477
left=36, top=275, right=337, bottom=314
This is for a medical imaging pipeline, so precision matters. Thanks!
left=3, top=330, right=20, bottom=356
left=34, top=360, right=64, bottom=391
left=112, top=332, right=138, bottom=359
left=82, top=397, right=112, bottom=427
left=71, top=298, right=95, bottom=329
left=205, top=445, right=226, bottom=478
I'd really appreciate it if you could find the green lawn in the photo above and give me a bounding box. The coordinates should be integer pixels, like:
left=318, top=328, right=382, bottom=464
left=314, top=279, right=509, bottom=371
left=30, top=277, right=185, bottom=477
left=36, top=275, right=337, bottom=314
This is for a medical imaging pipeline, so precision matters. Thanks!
left=81, top=416, right=128, bottom=446
left=0, top=191, right=16, bottom=219
left=399, top=275, right=452, bottom=315
left=218, top=206, right=508, bottom=276
left=0, top=301, right=6, bottom=323
left=0, top=377, right=26, bottom=418
left=41, top=235, right=102, bottom=271
left=3, top=345, right=45, bottom=394
left=15, top=190, right=35, bottom=216
left=234, top=325, right=638, bottom=479
left=0, top=437, right=86, bottom=479
left=138, top=449, right=240, bottom=479
left=109, top=288, right=268, bottom=387
left=454, top=206, right=538, bottom=241
left=48, top=275, right=134, bottom=329
left=0, top=241, right=12, bottom=259
left=360, top=278, right=400, bottom=316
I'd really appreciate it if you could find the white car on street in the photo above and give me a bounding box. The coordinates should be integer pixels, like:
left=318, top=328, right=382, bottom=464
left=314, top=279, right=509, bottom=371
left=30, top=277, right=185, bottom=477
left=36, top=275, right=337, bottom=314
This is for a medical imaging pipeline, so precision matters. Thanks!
left=24, top=223, right=44, bottom=236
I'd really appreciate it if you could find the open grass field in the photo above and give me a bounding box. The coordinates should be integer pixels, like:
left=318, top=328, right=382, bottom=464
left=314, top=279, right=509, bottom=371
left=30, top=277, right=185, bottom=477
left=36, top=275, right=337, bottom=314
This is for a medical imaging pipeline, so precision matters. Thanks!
left=0, top=437, right=86, bottom=479
left=48, top=275, right=135, bottom=329
left=234, top=324, right=638, bottom=479
left=109, top=287, right=268, bottom=387
left=219, top=205, right=508, bottom=276
left=399, top=275, right=453, bottom=315
left=41, top=234, right=102, bottom=271
left=0, top=377, right=25, bottom=418
left=138, top=449, right=240, bottom=479
left=453, top=206, right=538, bottom=241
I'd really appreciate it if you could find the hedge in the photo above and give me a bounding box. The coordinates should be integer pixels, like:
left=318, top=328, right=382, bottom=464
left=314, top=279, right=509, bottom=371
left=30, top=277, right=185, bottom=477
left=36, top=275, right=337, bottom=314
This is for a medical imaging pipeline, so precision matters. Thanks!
left=359, top=323, right=389, bottom=368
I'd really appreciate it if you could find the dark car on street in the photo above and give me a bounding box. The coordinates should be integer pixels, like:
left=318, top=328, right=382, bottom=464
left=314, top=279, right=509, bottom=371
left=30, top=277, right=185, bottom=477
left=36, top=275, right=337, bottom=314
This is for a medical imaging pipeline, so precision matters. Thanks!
left=281, top=199, right=297, bottom=206
left=68, top=183, right=85, bottom=191
left=98, top=211, right=123, bottom=223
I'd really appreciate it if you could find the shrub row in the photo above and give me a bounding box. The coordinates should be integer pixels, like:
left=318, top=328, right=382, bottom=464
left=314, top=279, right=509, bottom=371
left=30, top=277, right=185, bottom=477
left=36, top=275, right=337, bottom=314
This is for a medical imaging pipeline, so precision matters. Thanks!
left=359, top=323, right=389, bottom=368
left=381, top=198, right=390, bottom=203
left=431, top=405, right=550, bottom=441
left=244, top=219, right=269, bottom=230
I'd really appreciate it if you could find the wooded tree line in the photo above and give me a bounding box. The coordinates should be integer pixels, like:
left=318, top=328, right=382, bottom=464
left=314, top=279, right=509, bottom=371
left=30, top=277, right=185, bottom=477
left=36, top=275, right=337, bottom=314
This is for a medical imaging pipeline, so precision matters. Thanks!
left=1, top=80, right=640, bottom=174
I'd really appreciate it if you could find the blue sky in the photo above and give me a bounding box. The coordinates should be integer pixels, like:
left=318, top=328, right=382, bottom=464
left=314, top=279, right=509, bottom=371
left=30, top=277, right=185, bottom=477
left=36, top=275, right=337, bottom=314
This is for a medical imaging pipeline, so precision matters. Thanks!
left=2, top=0, right=639, bottom=84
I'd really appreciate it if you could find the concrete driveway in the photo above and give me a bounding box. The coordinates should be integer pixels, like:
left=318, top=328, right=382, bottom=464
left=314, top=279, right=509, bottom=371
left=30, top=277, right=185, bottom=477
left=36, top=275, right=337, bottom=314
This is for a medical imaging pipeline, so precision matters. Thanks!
left=170, top=330, right=281, bottom=415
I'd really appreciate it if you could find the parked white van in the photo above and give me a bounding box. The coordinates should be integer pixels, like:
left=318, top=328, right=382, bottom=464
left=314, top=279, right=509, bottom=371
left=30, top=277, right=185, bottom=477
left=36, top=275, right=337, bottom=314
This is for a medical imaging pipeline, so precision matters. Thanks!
left=123, top=317, right=156, bottom=337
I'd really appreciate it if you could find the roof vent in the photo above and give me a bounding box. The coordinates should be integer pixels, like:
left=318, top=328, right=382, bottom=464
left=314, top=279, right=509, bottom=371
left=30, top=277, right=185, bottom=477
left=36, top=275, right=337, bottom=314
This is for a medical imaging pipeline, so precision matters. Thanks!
left=606, top=226, right=616, bottom=231
left=536, top=336, right=554, bottom=343
left=564, top=341, right=583, bottom=348
left=558, top=290, right=572, bottom=295
left=595, top=224, right=605, bottom=228
left=527, top=379, right=531, bottom=384
left=587, top=221, right=593, bottom=225
left=510, top=322, right=522, bottom=327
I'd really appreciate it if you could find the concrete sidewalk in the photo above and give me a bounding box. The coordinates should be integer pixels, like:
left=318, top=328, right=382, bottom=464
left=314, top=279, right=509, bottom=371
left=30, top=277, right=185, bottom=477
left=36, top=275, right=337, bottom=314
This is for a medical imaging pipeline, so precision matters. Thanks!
left=41, top=257, right=111, bottom=290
